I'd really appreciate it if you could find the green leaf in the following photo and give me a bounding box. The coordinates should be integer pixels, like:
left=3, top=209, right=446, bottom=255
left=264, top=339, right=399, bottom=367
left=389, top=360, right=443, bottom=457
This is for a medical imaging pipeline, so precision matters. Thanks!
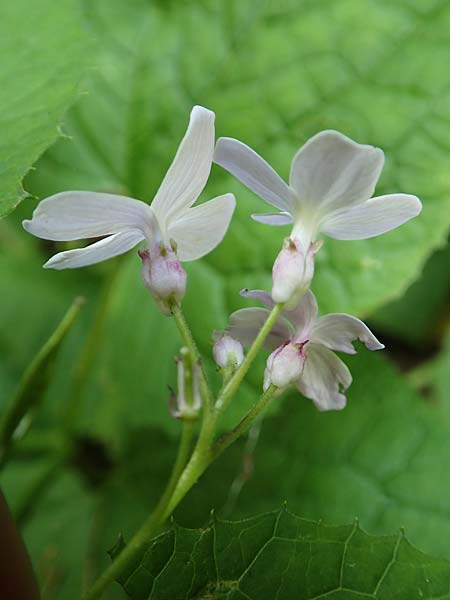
left=27, top=0, right=450, bottom=315
left=0, top=0, right=91, bottom=217
left=112, top=507, right=450, bottom=600
left=411, top=324, right=450, bottom=407
left=171, top=351, right=450, bottom=560
left=369, top=240, right=450, bottom=347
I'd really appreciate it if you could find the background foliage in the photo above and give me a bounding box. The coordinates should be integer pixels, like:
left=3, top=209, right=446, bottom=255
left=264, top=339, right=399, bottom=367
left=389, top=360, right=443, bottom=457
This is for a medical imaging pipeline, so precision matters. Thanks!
left=1, top=0, right=450, bottom=598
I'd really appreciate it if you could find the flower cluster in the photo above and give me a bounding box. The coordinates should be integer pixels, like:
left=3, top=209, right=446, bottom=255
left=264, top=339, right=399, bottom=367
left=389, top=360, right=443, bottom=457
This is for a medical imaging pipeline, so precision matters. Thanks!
left=23, top=106, right=421, bottom=412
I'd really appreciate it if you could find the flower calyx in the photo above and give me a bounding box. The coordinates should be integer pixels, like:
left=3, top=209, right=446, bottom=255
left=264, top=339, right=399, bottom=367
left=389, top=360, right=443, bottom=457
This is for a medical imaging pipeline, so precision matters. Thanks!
left=139, top=241, right=187, bottom=316
left=271, top=237, right=316, bottom=308
left=263, top=340, right=308, bottom=391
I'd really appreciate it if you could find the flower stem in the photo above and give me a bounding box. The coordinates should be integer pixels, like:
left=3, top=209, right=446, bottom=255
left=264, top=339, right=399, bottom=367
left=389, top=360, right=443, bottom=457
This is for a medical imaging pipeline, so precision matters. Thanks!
left=215, top=303, right=284, bottom=413
left=84, top=305, right=282, bottom=599
left=0, top=297, right=84, bottom=466
left=151, top=420, right=194, bottom=516
left=211, top=385, right=276, bottom=461
left=83, top=420, right=194, bottom=600
left=170, top=304, right=214, bottom=409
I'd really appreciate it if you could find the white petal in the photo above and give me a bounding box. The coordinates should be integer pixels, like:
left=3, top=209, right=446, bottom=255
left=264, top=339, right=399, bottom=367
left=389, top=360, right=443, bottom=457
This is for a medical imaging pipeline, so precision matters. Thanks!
left=311, top=314, right=384, bottom=354
left=240, top=289, right=274, bottom=308
left=214, top=137, right=294, bottom=212
left=320, top=194, right=422, bottom=240
left=289, top=130, right=384, bottom=215
left=167, top=193, right=235, bottom=261
left=43, top=230, right=144, bottom=270
left=296, top=344, right=352, bottom=411
left=22, top=192, right=154, bottom=241
left=251, top=212, right=293, bottom=226
left=151, top=106, right=215, bottom=228
left=286, top=290, right=318, bottom=340
left=228, top=308, right=292, bottom=350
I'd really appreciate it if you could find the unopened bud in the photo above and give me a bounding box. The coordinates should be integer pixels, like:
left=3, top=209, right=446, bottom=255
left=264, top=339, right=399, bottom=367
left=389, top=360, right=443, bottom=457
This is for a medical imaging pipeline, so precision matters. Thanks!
left=271, top=237, right=317, bottom=308
left=263, top=341, right=307, bottom=390
left=139, top=241, right=187, bottom=316
left=169, top=348, right=201, bottom=420
left=212, top=333, right=244, bottom=370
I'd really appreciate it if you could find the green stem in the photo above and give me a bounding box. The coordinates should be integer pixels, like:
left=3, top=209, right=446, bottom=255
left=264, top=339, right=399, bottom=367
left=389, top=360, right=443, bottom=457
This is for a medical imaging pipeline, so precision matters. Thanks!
left=84, top=504, right=164, bottom=600
left=211, top=385, right=276, bottom=461
left=83, top=420, right=195, bottom=600
left=171, top=304, right=214, bottom=409
left=152, top=420, right=194, bottom=516
left=215, top=303, right=283, bottom=413
left=84, top=305, right=282, bottom=599
left=160, top=385, right=277, bottom=521
left=0, top=297, right=84, bottom=466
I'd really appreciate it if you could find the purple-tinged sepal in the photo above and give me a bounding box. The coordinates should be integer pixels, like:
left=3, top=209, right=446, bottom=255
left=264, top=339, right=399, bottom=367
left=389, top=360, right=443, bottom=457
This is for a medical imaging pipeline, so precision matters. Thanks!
left=139, top=241, right=187, bottom=316
left=271, top=237, right=316, bottom=308
left=263, top=341, right=307, bottom=390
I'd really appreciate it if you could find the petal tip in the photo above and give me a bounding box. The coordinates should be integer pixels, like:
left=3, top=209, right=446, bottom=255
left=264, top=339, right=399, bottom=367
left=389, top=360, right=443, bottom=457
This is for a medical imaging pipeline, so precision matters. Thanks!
left=191, top=105, right=215, bottom=122
left=22, top=219, right=32, bottom=232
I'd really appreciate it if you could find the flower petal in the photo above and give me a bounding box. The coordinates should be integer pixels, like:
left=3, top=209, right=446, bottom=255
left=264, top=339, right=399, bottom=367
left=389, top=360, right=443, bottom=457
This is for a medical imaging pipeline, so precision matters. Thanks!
left=214, top=137, right=294, bottom=212
left=22, top=192, right=153, bottom=241
left=251, top=212, right=293, bottom=226
left=311, top=314, right=384, bottom=354
left=286, top=290, right=318, bottom=340
left=43, top=230, right=144, bottom=270
left=296, top=343, right=352, bottom=411
left=320, top=194, right=422, bottom=240
left=167, top=193, right=235, bottom=261
left=228, top=308, right=292, bottom=350
left=240, top=289, right=274, bottom=308
left=151, top=106, right=215, bottom=228
left=289, top=130, right=384, bottom=215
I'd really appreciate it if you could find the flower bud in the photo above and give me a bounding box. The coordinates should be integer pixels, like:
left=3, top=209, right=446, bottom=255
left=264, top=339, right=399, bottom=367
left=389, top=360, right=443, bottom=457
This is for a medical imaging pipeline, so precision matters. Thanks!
left=263, top=341, right=307, bottom=390
left=139, top=241, right=187, bottom=316
left=271, top=237, right=316, bottom=308
left=212, top=333, right=244, bottom=370
left=169, top=348, right=201, bottom=420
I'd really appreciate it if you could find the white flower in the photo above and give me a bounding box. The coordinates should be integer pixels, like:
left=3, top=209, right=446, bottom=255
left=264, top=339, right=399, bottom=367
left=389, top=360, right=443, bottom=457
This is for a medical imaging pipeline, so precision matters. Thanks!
left=23, top=106, right=236, bottom=270
left=214, top=131, right=422, bottom=304
left=227, top=289, right=384, bottom=411
left=214, top=130, right=421, bottom=245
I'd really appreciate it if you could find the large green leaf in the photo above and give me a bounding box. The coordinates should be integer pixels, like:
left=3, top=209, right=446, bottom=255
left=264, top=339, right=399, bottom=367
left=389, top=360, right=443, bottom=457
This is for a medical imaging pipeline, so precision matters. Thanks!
left=170, top=351, right=450, bottom=560
left=27, top=0, right=450, bottom=315
left=111, top=507, right=450, bottom=600
left=369, top=241, right=450, bottom=348
left=0, top=0, right=90, bottom=217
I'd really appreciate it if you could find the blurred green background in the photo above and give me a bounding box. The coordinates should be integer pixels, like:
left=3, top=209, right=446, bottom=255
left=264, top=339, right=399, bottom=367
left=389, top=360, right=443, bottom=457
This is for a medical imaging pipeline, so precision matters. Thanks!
left=1, top=0, right=450, bottom=597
